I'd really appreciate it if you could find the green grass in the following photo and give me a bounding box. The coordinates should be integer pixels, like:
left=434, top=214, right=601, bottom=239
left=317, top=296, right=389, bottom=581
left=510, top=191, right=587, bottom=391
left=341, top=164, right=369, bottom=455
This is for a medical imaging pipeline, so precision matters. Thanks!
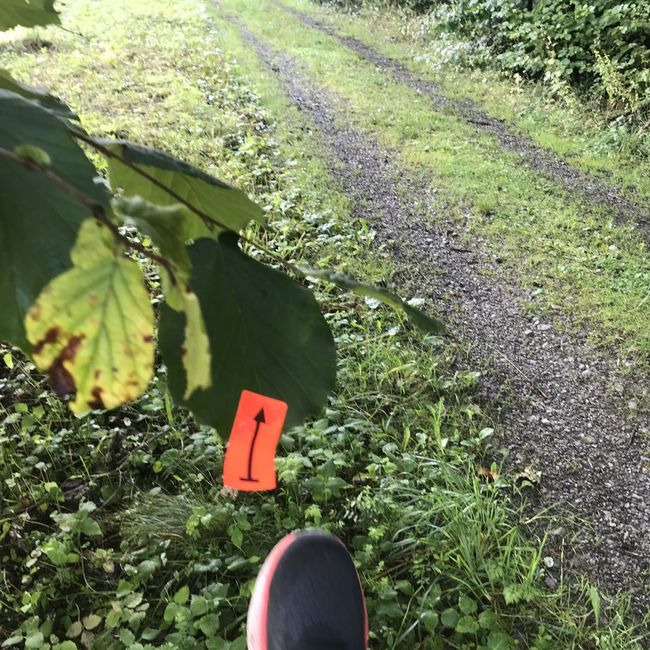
left=221, top=0, right=650, bottom=365
left=280, top=0, right=650, bottom=198
left=0, top=0, right=648, bottom=648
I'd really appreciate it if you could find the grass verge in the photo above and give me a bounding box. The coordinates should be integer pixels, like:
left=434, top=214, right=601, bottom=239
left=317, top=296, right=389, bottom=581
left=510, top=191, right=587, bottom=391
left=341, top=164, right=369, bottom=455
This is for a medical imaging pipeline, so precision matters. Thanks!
left=0, top=0, right=647, bottom=648
left=221, top=0, right=650, bottom=365
left=281, top=0, right=650, bottom=198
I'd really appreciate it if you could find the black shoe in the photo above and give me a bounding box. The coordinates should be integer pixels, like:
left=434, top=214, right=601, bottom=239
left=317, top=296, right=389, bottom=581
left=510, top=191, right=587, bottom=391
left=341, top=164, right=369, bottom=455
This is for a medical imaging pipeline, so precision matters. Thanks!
left=247, top=530, right=368, bottom=650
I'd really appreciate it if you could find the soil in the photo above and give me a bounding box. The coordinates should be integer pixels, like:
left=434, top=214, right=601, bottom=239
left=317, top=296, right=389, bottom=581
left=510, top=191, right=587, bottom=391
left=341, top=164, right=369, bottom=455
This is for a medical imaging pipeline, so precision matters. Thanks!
left=222, top=11, right=650, bottom=613
left=273, top=1, right=650, bottom=242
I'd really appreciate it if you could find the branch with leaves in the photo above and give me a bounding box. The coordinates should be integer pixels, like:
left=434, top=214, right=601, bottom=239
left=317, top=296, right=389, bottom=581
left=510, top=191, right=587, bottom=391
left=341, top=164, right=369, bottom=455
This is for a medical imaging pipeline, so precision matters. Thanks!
left=0, top=2, right=445, bottom=436
left=0, top=145, right=178, bottom=281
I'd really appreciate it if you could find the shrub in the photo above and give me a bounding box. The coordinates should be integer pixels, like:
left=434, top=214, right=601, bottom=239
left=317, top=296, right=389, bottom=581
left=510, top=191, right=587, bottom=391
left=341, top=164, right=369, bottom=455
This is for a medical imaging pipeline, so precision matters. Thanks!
left=318, top=0, right=650, bottom=119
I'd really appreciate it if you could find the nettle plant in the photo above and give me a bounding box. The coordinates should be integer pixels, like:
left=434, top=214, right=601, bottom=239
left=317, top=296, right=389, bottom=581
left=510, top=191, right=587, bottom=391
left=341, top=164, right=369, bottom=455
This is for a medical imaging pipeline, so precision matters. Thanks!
left=0, top=2, right=443, bottom=435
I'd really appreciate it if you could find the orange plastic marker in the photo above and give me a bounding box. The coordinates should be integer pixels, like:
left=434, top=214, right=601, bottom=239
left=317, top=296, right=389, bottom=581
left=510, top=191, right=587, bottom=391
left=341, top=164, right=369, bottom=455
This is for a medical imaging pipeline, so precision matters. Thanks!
left=223, top=390, right=288, bottom=491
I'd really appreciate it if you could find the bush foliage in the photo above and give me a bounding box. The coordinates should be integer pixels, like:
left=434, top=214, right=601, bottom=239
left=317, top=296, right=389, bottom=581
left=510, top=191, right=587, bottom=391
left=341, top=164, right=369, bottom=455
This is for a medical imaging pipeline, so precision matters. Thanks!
left=319, top=0, right=650, bottom=118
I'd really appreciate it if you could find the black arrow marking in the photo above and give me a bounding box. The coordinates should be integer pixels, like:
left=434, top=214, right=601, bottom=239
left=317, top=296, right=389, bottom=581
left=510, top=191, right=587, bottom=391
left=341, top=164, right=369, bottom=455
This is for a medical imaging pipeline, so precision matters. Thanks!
left=240, top=408, right=265, bottom=482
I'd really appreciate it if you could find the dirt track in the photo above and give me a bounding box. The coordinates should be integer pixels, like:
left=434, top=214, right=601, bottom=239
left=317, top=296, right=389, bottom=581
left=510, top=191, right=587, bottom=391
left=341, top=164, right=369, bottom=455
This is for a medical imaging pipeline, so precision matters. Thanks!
left=220, top=7, right=650, bottom=611
left=273, top=1, right=650, bottom=242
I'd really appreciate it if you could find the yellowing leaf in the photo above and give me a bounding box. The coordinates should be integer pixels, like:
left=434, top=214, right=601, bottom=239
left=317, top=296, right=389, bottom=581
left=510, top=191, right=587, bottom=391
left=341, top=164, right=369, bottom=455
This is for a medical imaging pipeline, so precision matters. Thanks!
left=82, top=614, right=102, bottom=631
left=25, top=219, right=154, bottom=413
left=162, top=270, right=211, bottom=399
left=177, top=289, right=211, bottom=399
left=113, top=194, right=211, bottom=398
left=0, top=91, right=109, bottom=350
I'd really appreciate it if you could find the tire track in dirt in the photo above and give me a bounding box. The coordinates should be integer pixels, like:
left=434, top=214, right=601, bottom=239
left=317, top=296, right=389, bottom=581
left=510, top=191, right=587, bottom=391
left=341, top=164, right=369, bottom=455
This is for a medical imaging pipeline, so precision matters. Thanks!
left=219, top=8, right=650, bottom=612
left=273, top=0, right=650, bottom=242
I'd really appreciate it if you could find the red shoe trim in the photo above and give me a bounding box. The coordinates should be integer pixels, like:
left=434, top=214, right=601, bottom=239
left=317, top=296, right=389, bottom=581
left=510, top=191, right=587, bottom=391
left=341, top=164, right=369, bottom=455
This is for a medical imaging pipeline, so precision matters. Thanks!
left=247, top=532, right=298, bottom=650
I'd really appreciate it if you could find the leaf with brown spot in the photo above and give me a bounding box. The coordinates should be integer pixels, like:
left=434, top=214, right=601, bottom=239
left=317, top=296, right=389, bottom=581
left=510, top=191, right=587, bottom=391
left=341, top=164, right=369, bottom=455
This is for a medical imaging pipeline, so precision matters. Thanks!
left=25, top=219, right=154, bottom=413
left=113, top=195, right=212, bottom=399
left=0, top=91, right=109, bottom=350
left=32, top=326, right=61, bottom=355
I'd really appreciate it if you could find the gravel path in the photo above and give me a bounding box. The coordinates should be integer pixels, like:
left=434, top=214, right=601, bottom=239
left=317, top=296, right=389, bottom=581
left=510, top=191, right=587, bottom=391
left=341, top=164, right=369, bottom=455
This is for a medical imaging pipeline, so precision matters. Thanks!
left=222, top=10, right=650, bottom=612
left=272, top=0, right=650, bottom=242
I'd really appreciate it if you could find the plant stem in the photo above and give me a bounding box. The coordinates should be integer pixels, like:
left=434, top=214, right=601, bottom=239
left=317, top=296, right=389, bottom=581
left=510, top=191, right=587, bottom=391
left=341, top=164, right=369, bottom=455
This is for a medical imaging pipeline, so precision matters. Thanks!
left=72, top=131, right=306, bottom=277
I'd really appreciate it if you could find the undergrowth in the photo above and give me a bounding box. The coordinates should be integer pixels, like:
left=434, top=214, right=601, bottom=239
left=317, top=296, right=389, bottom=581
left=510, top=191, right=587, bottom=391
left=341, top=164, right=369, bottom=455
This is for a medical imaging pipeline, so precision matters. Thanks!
left=299, top=0, right=650, bottom=177
left=0, top=0, right=647, bottom=648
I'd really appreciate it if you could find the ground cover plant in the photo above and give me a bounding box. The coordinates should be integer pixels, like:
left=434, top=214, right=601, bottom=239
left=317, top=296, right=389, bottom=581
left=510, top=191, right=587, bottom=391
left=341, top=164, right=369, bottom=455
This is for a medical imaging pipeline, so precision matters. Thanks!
left=0, top=0, right=648, bottom=649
